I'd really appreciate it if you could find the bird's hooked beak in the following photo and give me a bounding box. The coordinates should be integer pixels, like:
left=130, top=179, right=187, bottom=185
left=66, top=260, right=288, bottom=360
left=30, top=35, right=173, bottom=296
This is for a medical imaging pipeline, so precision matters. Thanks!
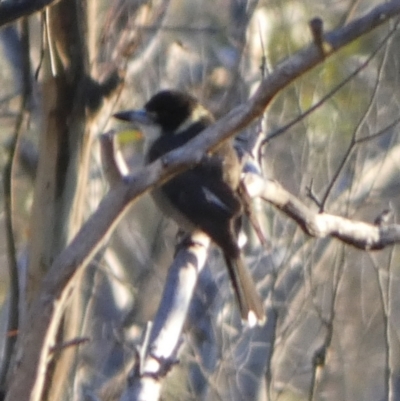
left=113, top=109, right=156, bottom=126
left=113, top=109, right=161, bottom=144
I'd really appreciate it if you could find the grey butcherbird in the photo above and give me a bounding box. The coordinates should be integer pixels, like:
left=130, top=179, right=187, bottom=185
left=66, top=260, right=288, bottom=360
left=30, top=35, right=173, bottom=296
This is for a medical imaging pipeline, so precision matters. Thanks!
left=114, top=90, right=265, bottom=325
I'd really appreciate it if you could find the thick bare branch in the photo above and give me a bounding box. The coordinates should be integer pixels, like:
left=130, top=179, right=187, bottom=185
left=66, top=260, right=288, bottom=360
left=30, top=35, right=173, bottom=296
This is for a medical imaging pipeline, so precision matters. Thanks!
left=244, top=173, right=400, bottom=250
left=120, top=232, right=210, bottom=401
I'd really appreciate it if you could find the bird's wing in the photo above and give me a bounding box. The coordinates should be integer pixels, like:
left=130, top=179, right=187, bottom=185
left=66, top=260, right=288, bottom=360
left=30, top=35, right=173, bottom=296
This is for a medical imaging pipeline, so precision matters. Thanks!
left=161, top=163, right=242, bottom=224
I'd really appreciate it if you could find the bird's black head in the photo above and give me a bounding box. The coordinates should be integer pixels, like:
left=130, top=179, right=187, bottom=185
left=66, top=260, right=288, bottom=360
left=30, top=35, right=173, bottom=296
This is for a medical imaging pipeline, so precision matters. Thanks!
left=144, top=90, right=200, bottom=132
left=113, top=90, right=213, bottom=140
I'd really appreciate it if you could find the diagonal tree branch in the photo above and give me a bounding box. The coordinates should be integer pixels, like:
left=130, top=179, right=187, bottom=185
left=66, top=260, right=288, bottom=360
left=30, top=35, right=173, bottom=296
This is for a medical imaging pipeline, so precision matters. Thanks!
left=244, top=173, right=400, bottom=250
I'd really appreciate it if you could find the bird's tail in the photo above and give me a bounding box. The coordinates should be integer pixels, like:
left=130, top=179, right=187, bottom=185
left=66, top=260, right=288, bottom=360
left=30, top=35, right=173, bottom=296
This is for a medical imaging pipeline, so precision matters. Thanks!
left=224, top=254, right=266, bottom=326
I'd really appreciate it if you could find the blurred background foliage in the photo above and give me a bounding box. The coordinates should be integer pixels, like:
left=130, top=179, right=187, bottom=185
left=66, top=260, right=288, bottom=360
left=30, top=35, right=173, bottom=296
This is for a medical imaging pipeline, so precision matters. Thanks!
left=1, top=0, right=400, bottom=400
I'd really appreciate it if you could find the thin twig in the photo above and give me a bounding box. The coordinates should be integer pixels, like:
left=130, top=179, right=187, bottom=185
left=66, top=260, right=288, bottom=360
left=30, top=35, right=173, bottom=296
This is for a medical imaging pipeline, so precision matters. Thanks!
left=320, top=20, right=397, bottom=211
left=262, top=24, right=398, bottom=146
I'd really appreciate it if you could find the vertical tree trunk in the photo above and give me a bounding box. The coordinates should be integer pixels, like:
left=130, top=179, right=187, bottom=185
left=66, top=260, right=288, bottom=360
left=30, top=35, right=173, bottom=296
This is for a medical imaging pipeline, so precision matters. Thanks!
left=28, top=0, right=90, bottom=302
left=23, top=1, right=93, bottom=399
